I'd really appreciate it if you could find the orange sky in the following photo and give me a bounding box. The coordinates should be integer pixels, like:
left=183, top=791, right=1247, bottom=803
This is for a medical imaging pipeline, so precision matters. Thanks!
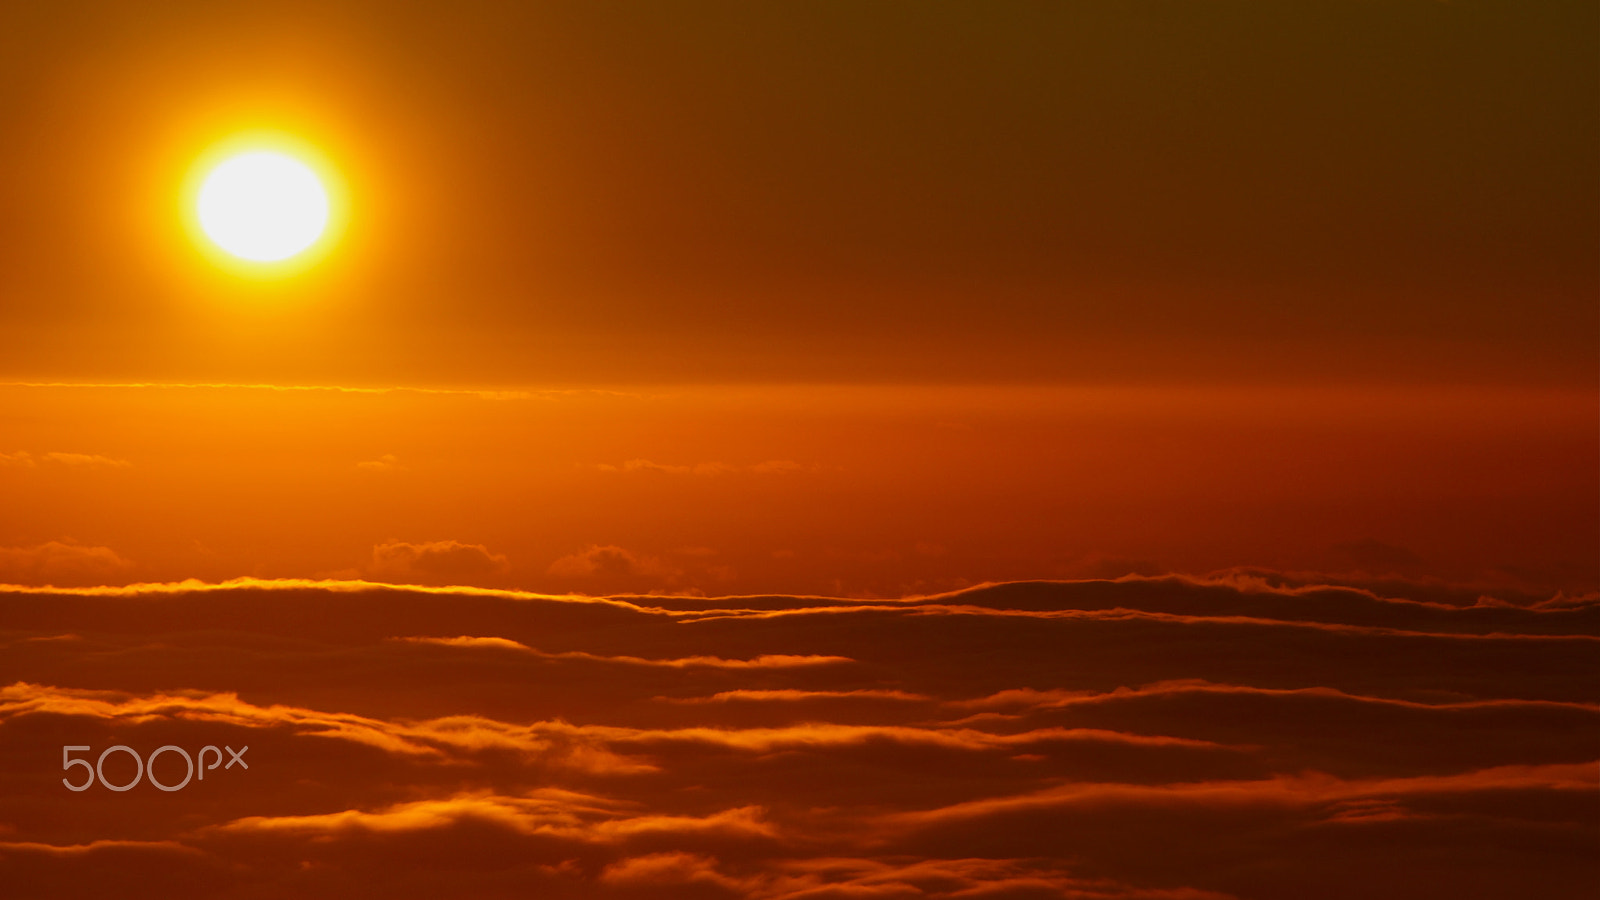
left=0, top=1, right=1594, bottom=387
left=0, top=382, right=1594, bottom=596
left=0, top=3, right=1595, bottom=898
left=0, top=0, right=1591, bottom=594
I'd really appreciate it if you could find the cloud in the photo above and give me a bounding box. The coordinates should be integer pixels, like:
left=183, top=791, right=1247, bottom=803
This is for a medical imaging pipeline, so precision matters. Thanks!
left=393, top=636, right=853, bottom=669
left=1332, top=538, right=1424, bottom=570
left=20, top=679, right=1201, bottom=770
left=947, top=680, right=1600, bottom=715
left=39, top=452, right=132, bottom=468
left=369, top=540, right=509, bottom=583
left=543, top=545, right=745, bottom=591
left=598, top=852, right=749, bottom=893
left=668, top=689, right=929, bottom=704
left=596, top=459, right=812, bottom=476
left=747, top=459, right=807, bottom=475
left=0, top=840, right=200, bottom=858
left=210, top=791, right=777, bottom=846
left=0, top=381, right=557, bottom=400
left=0, top=682, right=652, bottom=773
left=597, top=459, right=732, bottom=476
left=547, top=545, right=674, bottom=579
left=874, top=762, right=1597, bottom=833
left=356, top=453, right=406, bottom=473
left=0, top=573, right=1594, bottom=898
left=0, top=541, right=132, bottom=586
left=1069, top=554, right=1168, bottom=579
left=764, top=858, right=1240, bottom=900
left=0, top=451, right=130, bottom=469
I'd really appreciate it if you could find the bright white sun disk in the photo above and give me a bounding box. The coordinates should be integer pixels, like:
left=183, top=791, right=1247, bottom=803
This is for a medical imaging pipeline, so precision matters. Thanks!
left=198, top=152, right=329, bottom=262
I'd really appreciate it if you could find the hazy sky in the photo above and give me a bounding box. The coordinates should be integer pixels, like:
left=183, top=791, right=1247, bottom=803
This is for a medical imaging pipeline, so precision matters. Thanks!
left=0, top=0, right=1594, bottom=386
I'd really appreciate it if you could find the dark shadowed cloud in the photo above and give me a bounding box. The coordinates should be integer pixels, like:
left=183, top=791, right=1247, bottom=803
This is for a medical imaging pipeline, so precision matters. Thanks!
left=1, top=575, right=1593, bottom=898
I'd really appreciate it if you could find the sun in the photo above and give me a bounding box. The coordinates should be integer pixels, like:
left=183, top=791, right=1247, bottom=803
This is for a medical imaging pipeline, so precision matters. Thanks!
left=197, top=151, right=330, bottom=262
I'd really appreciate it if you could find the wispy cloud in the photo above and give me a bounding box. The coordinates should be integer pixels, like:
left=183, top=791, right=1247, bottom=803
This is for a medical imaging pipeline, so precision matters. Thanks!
left=369, top=540, right=509, bottom=583
left=595, top=459, right=815, bottom=476
left=0, top=541, right=132, bottom=586
left=356, top=454, right=406, bottom=473
left=392, top=636, right=854, bottom=669
left=546, top=544, right=675, bottom=579
left=0, top=451, right=130, bottom=469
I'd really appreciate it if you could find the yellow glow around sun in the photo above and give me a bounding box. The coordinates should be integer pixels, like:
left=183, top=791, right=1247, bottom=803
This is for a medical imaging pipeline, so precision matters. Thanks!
left=197, top=151, right=329, bottom=261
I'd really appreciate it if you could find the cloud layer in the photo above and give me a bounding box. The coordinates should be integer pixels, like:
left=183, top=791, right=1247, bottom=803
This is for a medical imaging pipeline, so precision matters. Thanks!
left=0, top=575, right=1594, bottom=898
